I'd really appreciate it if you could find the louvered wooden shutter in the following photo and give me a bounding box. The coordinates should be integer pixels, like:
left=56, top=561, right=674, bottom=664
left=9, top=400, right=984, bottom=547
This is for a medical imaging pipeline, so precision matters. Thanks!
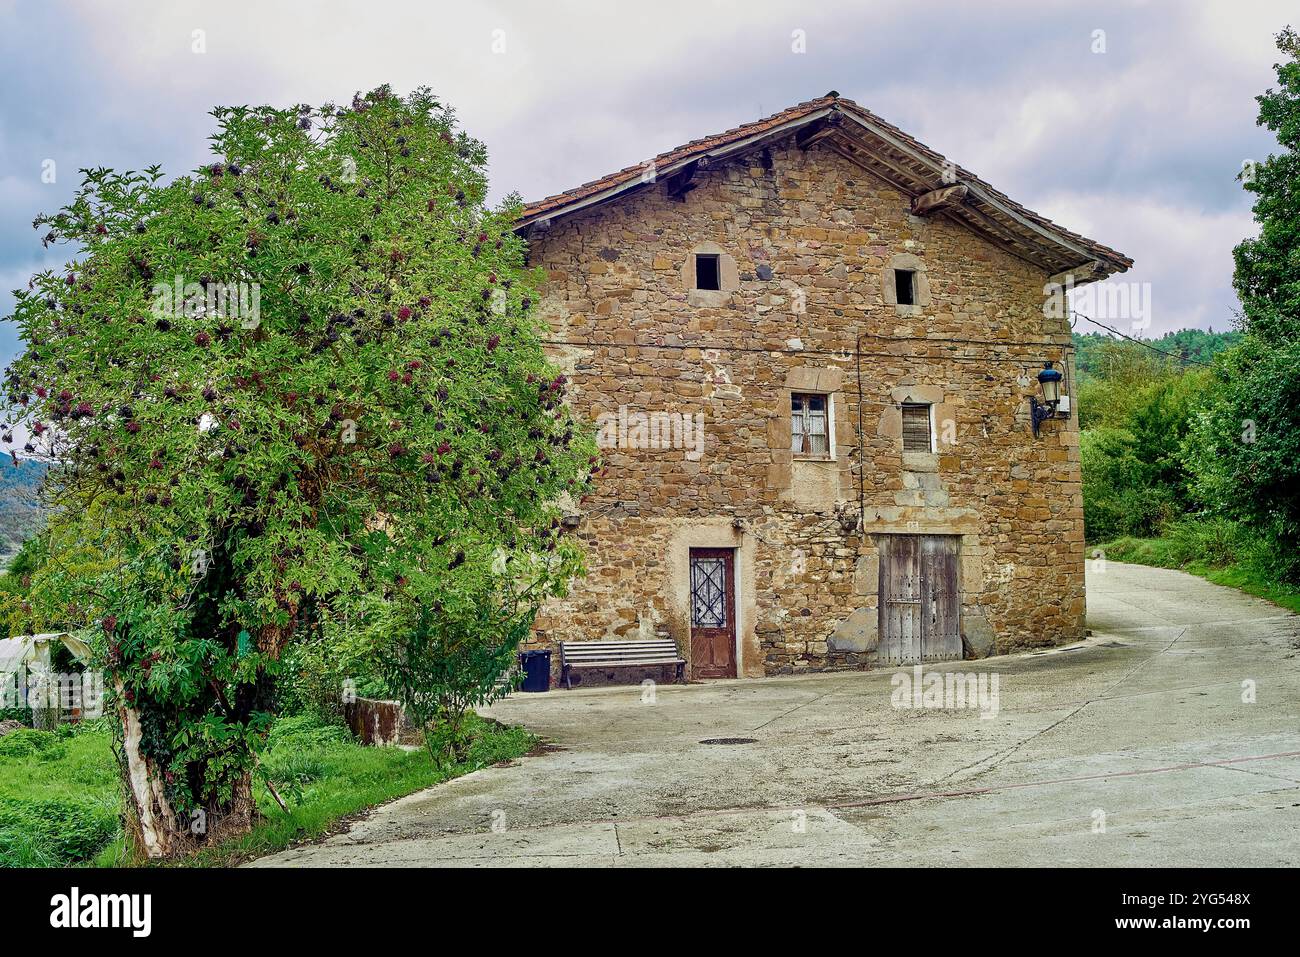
left=901, top=403, right=932, bottom=452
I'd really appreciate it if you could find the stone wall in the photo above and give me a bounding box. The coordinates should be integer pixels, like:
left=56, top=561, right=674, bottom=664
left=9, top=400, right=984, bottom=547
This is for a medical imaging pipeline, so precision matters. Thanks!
left=525, top=139, right=1085, bottom=677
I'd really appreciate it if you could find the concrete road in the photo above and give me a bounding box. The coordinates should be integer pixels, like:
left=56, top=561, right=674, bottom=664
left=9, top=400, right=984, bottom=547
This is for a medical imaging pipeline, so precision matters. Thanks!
left=251, top=563, right=1300, bottom=866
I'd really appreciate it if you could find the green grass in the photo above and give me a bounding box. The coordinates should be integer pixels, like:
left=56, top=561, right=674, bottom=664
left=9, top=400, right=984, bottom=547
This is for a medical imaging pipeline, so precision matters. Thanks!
left=0, top=724, right=121, bottom=867
left=0, top=712, right=534, bottom=868
left=1194, top=565, right=1300, bottom=615
left=1096, top=518, right=1300, bottom=615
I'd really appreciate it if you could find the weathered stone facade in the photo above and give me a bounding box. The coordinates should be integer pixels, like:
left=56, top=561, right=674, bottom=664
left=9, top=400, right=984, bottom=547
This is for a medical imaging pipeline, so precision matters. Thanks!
left=519, top=97, right=1127, bottom=679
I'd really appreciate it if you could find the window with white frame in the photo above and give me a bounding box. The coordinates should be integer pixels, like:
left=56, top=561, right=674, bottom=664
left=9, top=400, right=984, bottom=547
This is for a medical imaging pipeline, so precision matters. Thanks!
left=791, top=393, right=831, bottom=457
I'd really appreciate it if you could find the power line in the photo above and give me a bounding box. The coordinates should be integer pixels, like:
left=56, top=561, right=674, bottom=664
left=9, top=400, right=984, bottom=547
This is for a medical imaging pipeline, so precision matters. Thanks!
left=1072, top=312, right=1211, bottom=367
left=541, top=332, right=1071, bottom=368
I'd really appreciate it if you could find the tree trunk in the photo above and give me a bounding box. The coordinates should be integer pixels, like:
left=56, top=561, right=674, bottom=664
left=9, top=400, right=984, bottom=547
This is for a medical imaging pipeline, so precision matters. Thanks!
left=116, top=679, right=256, bottom=860
left=117, top=685, right=181, bottom=859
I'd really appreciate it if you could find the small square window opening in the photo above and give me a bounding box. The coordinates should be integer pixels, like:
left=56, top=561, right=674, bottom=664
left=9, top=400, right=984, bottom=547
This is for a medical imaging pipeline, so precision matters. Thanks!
left=695, top=254, right=721, bottom=291
left=895, top=269, right=916, bottom=306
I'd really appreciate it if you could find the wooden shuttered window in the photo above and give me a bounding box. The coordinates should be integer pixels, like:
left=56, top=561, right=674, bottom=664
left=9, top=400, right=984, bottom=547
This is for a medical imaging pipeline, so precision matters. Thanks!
left=901, top=403, right=932, bottom=453
left=791, top=393, right=830, bottom=457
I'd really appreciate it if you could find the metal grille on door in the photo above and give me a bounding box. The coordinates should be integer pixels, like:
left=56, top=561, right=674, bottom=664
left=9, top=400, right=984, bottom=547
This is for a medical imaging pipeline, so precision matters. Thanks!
left=688, top=548, right=737, bottom=679
left=691, top=558, right=728, bottom=628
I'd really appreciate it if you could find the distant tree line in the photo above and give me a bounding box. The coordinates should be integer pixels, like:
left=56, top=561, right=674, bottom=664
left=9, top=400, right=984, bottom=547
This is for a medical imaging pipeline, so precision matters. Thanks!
left=1072, top=329, right=1241, bottom=382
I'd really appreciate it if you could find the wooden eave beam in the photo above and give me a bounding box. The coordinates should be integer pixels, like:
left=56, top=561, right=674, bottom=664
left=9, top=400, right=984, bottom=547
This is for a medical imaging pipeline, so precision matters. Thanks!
left=829, top=134, right=1069, bottom=271
left=911, top=206, right=1042, bottom=270
left=796, top=111, right=842, bottom=150
left=1049, top=260, right=1109, bottom=288
left=832, top=126, right=935, bottom=191
left=825, top=139, right=916, bottom=192
left=940, top=209, right=1066, bottom=271
left=665, top=160, right=700, bottom=201
left=824, top=143, right=913, bottom=193
left=911, top=184, right=968, bottom=216
left=838, top=109, right=1115, bottom=268
left=955, top=199, right=1074, bottom=269
left=837, top=122, right=1074, bottom=269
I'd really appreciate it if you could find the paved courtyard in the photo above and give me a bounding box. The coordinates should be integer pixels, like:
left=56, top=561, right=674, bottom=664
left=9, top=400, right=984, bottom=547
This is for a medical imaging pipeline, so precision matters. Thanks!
left=252, top=563, right=1300, bottom=866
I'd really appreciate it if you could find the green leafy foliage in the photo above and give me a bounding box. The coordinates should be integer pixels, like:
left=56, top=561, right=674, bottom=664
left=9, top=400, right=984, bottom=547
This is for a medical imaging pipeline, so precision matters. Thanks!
left=1077, top=347, right=1213, bottom=542
left=0, top=722, right=121, bottom=867
left=0, top=85, right=596, bottom=853
left=0, top=727, right=66, bottom=759
left=1081, top=28, right=1300, bottom=590
left=1096, top=518, right=1300, bottom=615
left=1081, top=427, right=1164, bottom=542
left=1185, top=28, right=1300, bottom=576
left=1182, top=338, right=1300, bottom=580
left=182, top=711, right=535, bottom=867
left=375, top=582, right=532, bottom=764
left=1233, top=27, right=1300, bottom=347
left=1076, top=341, right=1177, bottom=431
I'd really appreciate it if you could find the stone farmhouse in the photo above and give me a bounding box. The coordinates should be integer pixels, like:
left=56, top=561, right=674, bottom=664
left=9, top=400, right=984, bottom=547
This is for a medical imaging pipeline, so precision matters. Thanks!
left=517, top=92, right=1130, bottom=680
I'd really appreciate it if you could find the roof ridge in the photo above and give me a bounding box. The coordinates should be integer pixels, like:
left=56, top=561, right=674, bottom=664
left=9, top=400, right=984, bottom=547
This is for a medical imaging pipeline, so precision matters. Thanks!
left=516, top=92, right=1131, bottom=273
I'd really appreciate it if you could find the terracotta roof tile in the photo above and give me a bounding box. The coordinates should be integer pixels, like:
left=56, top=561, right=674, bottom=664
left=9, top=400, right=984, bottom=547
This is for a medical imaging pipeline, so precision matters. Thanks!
left=518, top=95, right=836, bottom=223
left=518, top=93, right=1130, bottom=273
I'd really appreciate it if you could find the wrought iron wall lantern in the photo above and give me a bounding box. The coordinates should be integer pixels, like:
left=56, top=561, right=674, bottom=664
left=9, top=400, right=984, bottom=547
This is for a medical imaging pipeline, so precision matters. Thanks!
left=1030, top=361, right=1064, bottom=438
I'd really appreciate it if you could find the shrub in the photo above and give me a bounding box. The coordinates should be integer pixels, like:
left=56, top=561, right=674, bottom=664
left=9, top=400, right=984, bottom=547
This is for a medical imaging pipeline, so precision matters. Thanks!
left=275, top=614, right=384, bottom=720
left=0, top=727, right=65, bottom=760
left=0, top=708, right=32, bottom=727
left=377, top=589, right=531, bottom=766
left=1079, top=363, right=1214, bottom=544
left=1098, top=517, right=1265, bottom=576
left=0, top=796, right=118, bottom=866
left=265, top=714, right=352, bottom=752
left=1081, top=427, right=1177, bottom=541
left=1163, top=517, right=1244, bottom=567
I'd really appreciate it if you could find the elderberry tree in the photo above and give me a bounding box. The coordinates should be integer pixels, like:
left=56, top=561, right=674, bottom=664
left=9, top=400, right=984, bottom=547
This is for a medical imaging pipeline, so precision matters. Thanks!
left=1, top=86, right=596, bottom=859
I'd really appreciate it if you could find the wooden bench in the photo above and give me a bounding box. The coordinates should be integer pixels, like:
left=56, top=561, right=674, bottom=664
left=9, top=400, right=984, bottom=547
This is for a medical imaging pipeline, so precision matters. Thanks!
left=559, top=639, right=686, bottom=690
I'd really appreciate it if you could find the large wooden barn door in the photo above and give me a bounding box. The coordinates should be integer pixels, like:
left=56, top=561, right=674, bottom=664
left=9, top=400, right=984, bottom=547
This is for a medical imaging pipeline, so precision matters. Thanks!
left=689, top=548, right=737, bottom=679
left=919, top=535, right=962, bottom=661
left=878, top=535, right=961, bottom=664
left=879, top=535, right=923, bottom=665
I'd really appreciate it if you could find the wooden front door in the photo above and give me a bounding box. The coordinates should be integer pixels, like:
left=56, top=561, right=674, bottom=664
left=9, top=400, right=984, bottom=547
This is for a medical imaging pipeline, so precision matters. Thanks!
left=689, top=548, right=737, bottom=678
left=878, top=535, right=961, bottom=664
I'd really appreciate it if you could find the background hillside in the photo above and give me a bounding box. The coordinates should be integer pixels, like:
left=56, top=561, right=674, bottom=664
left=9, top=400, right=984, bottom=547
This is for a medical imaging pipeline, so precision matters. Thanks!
left=0, top=459, right=47, bottom=567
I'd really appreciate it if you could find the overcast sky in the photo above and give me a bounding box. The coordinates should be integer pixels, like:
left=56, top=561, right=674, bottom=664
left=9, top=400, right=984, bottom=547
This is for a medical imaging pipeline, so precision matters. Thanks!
left=1, top=0, right=1292, bottom=372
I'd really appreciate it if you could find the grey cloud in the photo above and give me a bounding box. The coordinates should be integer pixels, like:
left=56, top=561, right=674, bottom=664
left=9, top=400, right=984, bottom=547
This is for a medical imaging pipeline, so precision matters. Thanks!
left=1, top=0, right=1292, bottom=371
